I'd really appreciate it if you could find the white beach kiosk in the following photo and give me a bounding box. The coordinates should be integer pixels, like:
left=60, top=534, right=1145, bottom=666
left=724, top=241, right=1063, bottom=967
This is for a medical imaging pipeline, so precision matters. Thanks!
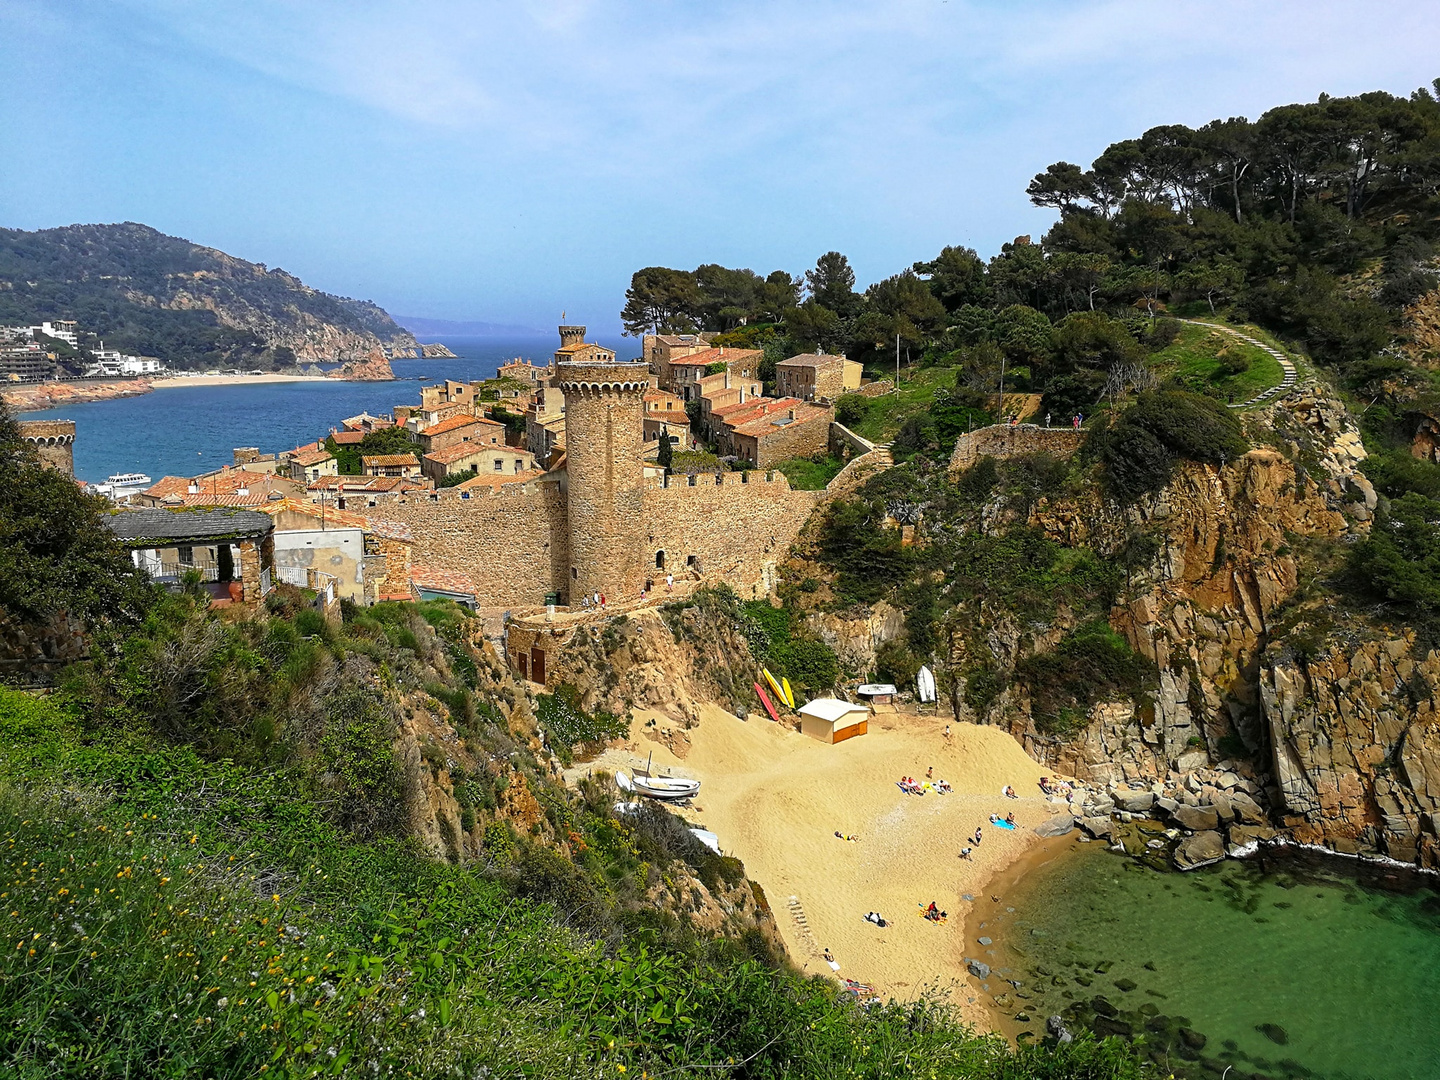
left=798, top=697, right=869, bottom=745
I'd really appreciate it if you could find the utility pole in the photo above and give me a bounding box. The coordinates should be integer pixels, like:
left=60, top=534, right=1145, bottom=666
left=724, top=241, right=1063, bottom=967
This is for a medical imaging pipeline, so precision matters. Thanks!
left=895, top=333, right=900, bottom=393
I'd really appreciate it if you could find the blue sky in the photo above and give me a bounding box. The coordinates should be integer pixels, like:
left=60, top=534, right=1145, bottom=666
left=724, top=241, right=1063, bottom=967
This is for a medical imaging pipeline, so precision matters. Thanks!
left=2, top=1, right=1437, bottom=335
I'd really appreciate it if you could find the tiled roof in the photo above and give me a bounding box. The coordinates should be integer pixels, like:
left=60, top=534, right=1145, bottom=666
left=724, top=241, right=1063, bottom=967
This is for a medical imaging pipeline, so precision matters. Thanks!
left=361, top=454, right=420, bottom=467
left=291, top=448, right=334, bottom=467
left=410, top=564, right=477, bottom=597
left=644, top=411, right=691, bottom=425
left=143, top=470, right=293, bottom=499
left=778, top=352, right=846, bottom=369
left=669, top=347, right=762, bottom=369
left=154, top=491, right=281, bottom=508
left=341, top=412, right=389, bottom=430
left=329, top=430, right=365, bottom=445
left=730, top=402, right=830, bottom=438
left=454, top=468, right=546, bottom=491
left=307, top=475, right=429, bottom=494
left=424, top=443, right=500, bottom=466
left=422, top=413, right=491, bottom=437
left=105, top=506, right=275, bottom=543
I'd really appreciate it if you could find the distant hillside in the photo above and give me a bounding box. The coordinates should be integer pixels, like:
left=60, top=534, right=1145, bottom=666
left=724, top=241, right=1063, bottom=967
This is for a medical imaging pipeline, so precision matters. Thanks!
left=0, top=222, right=417, bottom=371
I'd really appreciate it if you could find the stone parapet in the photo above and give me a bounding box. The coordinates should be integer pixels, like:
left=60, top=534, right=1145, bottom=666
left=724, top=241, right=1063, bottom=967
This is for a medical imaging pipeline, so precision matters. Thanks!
left=18, top=419, right=75, bottom=476
left=948, top=423, right=1086, bottom=473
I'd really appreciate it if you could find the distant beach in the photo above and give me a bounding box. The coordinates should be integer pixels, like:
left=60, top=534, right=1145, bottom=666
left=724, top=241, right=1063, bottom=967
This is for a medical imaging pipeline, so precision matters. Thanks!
left=152, top=372, right=335, bottom=389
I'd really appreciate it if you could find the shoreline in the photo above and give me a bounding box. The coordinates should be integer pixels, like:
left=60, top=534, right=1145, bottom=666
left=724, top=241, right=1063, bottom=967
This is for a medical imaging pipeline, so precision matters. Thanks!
left=572, top=697, right=1074, bottom=1033
left=150, top=373, right=336, bottom=388
left=960, top=832, right=1084, bottom=1042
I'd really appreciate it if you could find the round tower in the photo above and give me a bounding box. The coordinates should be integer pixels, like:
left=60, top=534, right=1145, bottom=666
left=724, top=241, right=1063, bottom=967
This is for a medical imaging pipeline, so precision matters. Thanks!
left=558, top=325, right=587, bottom=349
left=557, top=361, right=651, bottom=603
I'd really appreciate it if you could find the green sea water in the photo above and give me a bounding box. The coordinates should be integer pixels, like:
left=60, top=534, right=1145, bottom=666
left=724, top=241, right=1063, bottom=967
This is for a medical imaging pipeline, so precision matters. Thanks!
left=985, top=843, right=1440, bottom=1079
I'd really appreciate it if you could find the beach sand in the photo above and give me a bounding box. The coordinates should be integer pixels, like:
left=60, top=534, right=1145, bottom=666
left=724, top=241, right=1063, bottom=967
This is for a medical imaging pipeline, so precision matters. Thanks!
left=578, top=704, right=1077, bottom=1028
left=152, top=373, right=334, bottom=388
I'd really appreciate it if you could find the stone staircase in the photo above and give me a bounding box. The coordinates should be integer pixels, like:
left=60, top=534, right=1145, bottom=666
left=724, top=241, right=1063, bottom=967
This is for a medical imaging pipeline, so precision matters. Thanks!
left=1181, top=319, right=1299, bottom=409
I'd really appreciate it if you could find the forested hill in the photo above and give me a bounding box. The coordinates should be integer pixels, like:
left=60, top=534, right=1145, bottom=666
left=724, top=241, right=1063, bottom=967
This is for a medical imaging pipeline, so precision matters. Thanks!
left=0, top=222, right=417, bottom=371
left=620, top=80, right=1440, bottom=404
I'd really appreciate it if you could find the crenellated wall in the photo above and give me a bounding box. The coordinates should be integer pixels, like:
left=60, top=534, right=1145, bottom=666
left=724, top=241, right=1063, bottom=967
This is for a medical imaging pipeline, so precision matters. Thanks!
left=17, top=419, right=75, bottom=477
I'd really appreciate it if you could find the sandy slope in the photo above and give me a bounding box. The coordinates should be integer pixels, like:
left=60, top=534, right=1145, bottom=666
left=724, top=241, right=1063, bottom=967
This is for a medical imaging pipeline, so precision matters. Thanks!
left=580, top=704, right=1074, bottom=1027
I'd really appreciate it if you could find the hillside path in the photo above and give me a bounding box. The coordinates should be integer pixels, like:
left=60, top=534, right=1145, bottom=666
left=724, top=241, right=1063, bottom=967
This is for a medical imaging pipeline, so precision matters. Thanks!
left=1179, top=319, right=1298, bottom=408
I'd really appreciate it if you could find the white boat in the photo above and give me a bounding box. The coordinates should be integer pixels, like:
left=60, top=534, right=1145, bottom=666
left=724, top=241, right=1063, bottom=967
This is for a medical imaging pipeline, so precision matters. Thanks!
left=93, top=472, right=153, bottom=500
left=917, top=665, right=937, bottom=704
left=618, top=772, right=700, bottom=801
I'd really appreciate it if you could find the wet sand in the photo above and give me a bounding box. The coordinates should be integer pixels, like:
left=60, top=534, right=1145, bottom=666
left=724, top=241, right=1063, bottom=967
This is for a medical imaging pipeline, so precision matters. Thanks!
left=576, top=704, right=1078, bottom=1029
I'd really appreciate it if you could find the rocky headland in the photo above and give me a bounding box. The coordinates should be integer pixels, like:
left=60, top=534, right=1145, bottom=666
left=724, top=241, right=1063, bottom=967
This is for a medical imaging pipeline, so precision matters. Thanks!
left=2, top=378, right=154, bottom=412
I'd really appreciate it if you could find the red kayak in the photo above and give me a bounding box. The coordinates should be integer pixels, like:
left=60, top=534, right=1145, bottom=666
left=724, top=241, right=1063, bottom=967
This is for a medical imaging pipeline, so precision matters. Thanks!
left=754, top=682, right=782, bottom=723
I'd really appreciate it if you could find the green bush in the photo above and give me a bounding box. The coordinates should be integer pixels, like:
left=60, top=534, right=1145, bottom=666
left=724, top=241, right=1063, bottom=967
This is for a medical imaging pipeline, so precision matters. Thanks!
left=773, top=639, right=840, bottom=698
left=1349, top=493, right=1440, bottom=631
left=1014, top=621, right=1156, bottom=735
left=835, top=392, right=870, bottom=426
left=1091, top=389, right=1247, bottom=502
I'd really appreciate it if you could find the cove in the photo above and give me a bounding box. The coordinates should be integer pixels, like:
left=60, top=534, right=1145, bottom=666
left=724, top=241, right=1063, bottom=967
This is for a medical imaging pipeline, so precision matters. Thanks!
left=981, top=840, right=1440, bottom=1079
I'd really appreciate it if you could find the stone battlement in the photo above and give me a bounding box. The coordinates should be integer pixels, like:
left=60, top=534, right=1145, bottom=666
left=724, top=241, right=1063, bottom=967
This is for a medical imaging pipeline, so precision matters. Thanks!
left=645, top=469, right=795, bottom=492
left=18, top=419, right=76, bottom=476
left=949, top=423, right=1086, bottom=473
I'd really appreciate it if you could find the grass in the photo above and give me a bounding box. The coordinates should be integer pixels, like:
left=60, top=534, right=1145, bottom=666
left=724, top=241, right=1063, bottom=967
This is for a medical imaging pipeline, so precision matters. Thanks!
left=847, top=367, right=958, bottom=442
left=773, top=453, right=846, bottom=490
left=1146, top=322, right=1284, bottom=403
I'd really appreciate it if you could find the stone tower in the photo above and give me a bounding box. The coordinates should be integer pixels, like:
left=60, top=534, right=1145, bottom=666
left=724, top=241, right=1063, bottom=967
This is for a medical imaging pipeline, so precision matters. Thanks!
left=17, top=419, right=75, bottom=477
left=558, top=325, right=586, bottom=349
left=557, top=359, right=650, bottom=603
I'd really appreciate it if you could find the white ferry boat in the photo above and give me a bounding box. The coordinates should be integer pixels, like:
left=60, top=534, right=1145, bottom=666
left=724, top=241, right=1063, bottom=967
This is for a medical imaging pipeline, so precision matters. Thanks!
left=92, top=471, right=153, bottom=501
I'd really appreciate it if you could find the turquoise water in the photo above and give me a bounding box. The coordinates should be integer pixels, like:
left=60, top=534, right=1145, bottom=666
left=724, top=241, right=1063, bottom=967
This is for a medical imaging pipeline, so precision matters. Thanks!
left=20, top=333, right=625, bottom=482
left=987, top=844, right=1440, bottom=1079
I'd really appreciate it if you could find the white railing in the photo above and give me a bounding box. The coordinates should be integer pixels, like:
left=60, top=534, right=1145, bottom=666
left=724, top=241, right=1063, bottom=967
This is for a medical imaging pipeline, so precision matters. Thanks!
left=260, top=567, right=272, bottom=596
left=152, top=562, right=220, bottom=582
left=275, top=565, right=309, bottom=587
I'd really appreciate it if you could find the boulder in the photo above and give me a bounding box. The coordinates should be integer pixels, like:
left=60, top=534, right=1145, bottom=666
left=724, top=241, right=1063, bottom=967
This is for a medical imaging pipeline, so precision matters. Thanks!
left=1173, top=830, right=1226, bottom=870
left=1114, top=789, right=1155, bottom=813
left=1034, top=814, right=1075, bottom=838
left=1227, top=823, right=1277, bottom=854
left=1156, top=796, right=1179, bottom=815
left=1211, top=792, right=1235, bottom=823
left=1078, top=816, right=1113, bottom=839
left=967, top=958, right=991, bottom=979
left=1228, top=790, right=1268, bottom=825
left=1046, top=1015, right=1074, bottom=1044
left=1173, top=804, right=1221, bottom=831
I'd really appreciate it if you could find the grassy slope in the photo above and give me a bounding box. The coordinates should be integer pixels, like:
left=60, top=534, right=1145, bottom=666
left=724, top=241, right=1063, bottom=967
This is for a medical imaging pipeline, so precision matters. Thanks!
left=773, top=454, right=845, bottom=490
left=1146, top=322, right=1284, bottom=403
left=0, top=685, right=1145, bottom=1080
left=848, top=368, right=960, bottom=443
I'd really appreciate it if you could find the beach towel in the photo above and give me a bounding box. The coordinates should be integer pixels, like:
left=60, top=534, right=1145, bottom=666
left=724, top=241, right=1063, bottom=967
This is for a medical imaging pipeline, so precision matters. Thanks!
left=991, top=818, right=1016, bottom=830
left=827, top=959, right=841, bottom=971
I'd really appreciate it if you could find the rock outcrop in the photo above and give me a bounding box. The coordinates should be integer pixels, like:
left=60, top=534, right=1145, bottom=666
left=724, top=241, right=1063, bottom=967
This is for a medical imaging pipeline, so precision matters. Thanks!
left=329, top=349, right=396, bottom=381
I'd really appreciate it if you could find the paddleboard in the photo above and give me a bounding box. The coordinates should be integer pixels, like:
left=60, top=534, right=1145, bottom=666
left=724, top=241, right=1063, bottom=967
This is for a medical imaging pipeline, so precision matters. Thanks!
left=781, top=676, right=796, bottom=709
left=917, top=664, right=936, bottom=703
left=754, top=682, right=782, bottom=723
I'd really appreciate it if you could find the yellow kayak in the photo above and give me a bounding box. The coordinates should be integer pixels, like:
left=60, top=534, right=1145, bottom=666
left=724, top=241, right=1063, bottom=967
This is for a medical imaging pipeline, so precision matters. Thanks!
left=763, top=669, right=791, bottom=709
left=781, top=676, right=796, bottom=709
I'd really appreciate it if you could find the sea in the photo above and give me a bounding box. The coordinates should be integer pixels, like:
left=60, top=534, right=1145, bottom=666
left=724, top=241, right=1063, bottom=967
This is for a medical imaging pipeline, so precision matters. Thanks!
left=20, top=334, right=626, bottom=483
left=986, top=842, right=1440, bottom=1079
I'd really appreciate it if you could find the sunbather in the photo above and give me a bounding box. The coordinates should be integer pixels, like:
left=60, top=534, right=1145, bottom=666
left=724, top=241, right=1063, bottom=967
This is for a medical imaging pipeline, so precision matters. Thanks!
left=1005, top=812, right=1016, bottom=826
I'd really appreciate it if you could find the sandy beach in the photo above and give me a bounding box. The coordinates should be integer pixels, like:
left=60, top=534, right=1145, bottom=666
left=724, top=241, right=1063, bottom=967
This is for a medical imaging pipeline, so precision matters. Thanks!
left=577, top=704, right=1078, bottom=1029
left=151, top=373, right=335, bottom=388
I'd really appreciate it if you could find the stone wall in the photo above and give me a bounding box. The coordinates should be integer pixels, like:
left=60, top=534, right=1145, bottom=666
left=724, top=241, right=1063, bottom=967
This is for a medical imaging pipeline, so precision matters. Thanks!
left=367, top=482, right=568, bottom=607
left=641, top=471, right=822, bottom=599
left=17, top=419, right=75, bottom=476
left=948, top=422, right=1086, bottom=472
left=828, top=421, right=876, bottom=458
left=734, top=410, right=832, bottom=468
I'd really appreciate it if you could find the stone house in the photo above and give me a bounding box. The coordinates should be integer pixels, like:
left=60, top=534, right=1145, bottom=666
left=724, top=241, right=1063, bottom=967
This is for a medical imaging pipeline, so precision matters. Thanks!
left=410, top=413, right=506, bottom=455
left=723, top=401, right=832, bottom=468
left=288, top=446, right=337, bottom=484
left=669, top=347, right=763, bottom=402
left=104, top=506, right=276, bottom=604
left=553, top=325, right=615, bottom=367
left=643, top=332, right=715, bottom=390
left=306, top=474, right=432, bottom=510
left=526, top=384, right=567, bottom=463
left=498, top=358, right=553, bottom=384
left=698, top=372, right=764, bottom=438
left=256, top=497, right=414, bottom=605
left=419, top=380, right=474, bottom=413
left=422, top=443, right=537, bottom=483
left=362, top=453, right=422, bottom=478
left=775, top=352, right=862, bottom=402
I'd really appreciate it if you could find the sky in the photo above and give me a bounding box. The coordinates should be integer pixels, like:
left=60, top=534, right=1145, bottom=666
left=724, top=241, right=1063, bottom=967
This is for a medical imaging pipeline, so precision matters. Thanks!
left=2, top=1, right=1437, bottom=335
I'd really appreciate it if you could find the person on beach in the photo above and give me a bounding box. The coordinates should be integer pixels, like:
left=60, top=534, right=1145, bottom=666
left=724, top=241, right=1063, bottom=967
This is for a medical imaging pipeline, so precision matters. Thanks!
left=944, top=724, right=951, bottom=739
left=973, top=828, right=983, bottom=845
left=1004, top=785, right=1017, bottom=799
left=1005, top=812, right=1016, bottom=826
left=959, top=846, right=972, bottom=860
left=926, top=766, right=933, bottom=779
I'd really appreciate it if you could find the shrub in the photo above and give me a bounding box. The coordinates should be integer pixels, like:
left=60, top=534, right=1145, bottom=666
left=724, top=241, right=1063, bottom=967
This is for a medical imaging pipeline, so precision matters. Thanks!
left=1014, top=621, right=1156, bottom=736
left=875, top=636, right=921, bottom=689
left=773, top=639, right=840, bottom=697
left=1348, top=493, right=1440, bottom=630
left=835, top=392, right=870, bottom=426
left=1091, top=389, right=1247, bottom=502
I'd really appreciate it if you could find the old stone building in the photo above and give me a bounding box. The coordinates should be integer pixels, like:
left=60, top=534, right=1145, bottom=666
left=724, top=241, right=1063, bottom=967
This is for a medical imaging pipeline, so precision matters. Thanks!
left=775, top=352, right=862, bottom=402
left=17, top=419, right=75, bottom=476
left=367, top=327, right=840, bottom=610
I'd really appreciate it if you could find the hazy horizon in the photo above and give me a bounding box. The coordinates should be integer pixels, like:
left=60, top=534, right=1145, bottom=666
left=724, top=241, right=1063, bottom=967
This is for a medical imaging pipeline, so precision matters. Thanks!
left=4, top=2, right=1439, bottom=335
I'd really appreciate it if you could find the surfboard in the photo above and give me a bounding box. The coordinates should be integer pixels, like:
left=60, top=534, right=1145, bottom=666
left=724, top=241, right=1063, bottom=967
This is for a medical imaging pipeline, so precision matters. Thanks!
left=917, top=664, right=936, bottom=704
left=763, top=669, right=789, bottom=709
left=780, top=676, right=796, bottom=709
left=754, top=682, right=782, bottom=723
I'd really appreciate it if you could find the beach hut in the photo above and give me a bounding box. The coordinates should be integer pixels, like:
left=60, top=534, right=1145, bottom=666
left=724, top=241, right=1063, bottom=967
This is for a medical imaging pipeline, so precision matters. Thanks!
left=857, top=683, right=897, bottom=706
left=798, top=698, right=869, bottom=744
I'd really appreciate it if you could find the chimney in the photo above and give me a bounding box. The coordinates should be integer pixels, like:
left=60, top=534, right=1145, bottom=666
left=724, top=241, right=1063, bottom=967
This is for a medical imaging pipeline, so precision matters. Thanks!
left=787, top=408, right=796, bottom=421
left=187, top=482, right=199, bottom=494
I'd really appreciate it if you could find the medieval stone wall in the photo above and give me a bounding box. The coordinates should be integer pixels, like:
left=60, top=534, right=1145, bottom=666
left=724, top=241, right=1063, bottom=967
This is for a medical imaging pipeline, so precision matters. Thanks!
left=641, top=472, right=823, bottom=600
left=17, top=419, right=75, bottom=476
left=948, top=422, right=1086, bottom=472
left=366, top=482, right=569, bottom=607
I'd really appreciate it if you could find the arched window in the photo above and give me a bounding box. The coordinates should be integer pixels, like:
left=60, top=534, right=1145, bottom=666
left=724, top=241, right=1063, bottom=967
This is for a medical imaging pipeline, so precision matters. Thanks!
left=571, top=567, right=578, bottom=579
left=656, top=551, right=665, bottom=569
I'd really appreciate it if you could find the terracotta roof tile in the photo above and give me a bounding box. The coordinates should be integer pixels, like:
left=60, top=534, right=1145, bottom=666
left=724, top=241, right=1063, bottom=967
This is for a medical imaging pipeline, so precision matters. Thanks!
left=422, top=413, right=491, bottom=437
left=778, top=352, right=846, bottom=368
left=410, top=564, right=477, bottom=596
left=424, top=443, right=508, bottom=466
left=454, top=468, right=546, bottom=491
left=291, top=448, right=334, bottom=467
left=361, top=454, right=420, bottom=467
